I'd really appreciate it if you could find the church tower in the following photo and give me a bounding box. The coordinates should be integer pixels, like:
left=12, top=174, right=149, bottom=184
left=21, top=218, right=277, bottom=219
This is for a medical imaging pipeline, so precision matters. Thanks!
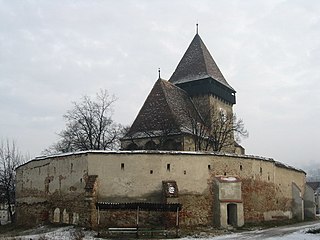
left=169, top=32, right=236, bottom=124
left=121, top=30, right=242, bottom=153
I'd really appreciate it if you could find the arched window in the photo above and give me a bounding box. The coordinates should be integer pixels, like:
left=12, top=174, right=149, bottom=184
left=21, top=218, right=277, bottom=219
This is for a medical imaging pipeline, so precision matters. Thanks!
left=162, top=139, right=177, bottom=150
left=145, top=140, right=157, bottom=150
left=127, top=143, right=138, bottom=150
left=53, top=208, right=60, bottom=223
left=62, top=209, right=69, bottom=224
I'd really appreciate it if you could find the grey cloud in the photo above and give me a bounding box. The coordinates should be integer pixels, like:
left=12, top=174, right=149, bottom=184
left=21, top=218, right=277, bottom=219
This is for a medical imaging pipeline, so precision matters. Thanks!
left=0, top=0, right=319, bottom=168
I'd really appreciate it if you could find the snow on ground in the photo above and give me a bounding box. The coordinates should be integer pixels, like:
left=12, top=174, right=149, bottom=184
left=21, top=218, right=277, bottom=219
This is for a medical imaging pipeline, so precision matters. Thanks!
left=1, top=221, right=320, bottom=240
left=185, top=231, right=320, bottom=240
left=181, top=221, right=320, bottom=240
left=1, top=226, right=103, bottom=240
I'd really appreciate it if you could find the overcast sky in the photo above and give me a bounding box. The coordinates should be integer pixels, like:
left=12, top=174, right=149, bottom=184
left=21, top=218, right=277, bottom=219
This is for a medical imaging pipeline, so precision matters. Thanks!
left=1, top=0, right=320, bottom=168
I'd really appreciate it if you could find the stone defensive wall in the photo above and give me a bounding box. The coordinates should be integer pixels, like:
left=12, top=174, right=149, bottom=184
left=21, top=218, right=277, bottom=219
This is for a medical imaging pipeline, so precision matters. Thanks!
left=15, top=151, right=306, bottom=228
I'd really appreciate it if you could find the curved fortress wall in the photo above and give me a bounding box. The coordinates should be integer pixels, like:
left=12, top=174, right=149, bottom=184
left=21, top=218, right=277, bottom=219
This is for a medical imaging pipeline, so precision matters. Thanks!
left=15, top=151, right=306, bottom=227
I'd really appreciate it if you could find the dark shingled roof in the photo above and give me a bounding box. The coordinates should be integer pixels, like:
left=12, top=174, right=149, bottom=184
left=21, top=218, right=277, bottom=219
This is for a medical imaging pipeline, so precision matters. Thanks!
left=307, top=182, right=320, bottom=191
left=169, top=34, right=234, bottom=91
left=126, top=78, right=201, bottom=138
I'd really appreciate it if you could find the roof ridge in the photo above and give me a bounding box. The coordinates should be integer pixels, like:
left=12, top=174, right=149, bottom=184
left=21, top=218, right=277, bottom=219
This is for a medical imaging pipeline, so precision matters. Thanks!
left=158, top=79, right=181, bottom=126
left=199, top=36, right=220, bottom=80
left=160, top=79, right=204, bottom=130
left=159, top=80, right=186, bottom=129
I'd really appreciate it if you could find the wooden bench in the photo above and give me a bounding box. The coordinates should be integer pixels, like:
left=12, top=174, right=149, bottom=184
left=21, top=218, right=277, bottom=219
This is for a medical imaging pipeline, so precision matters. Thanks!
left=107, top=227, right=169, bottom=238
left=109, top=227, right=138, bottom=232
left=108, top=227, right=138, bottom=236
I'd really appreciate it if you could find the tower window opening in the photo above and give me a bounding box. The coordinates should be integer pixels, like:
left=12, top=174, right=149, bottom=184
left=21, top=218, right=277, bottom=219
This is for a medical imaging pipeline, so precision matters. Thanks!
left=121, top=163, right=124, bottom=170
left=184, top=170, right=187, bottom=175
left=260, top=167, right=262, bottom=174
left=208, top=165, right=211, bottom=170
left=150, top=170, right=153, bottom=174
left=167, top=164, right=171, bottom=172
left=240, top=165, right=242, bottom=171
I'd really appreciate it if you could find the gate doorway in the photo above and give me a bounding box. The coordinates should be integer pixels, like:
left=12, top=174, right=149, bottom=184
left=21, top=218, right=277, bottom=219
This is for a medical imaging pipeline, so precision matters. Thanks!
left=227, top=203, right=237, bottom=226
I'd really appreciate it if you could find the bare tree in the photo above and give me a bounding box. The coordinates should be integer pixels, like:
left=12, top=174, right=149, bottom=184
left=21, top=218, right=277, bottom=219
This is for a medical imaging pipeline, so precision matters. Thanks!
left=125, top=121, right=179, bottom=150
left=205, top=111, right=248, bottom=152
left=0, top=139, right=26, bottom=223
left=187, top=109, right=248, bottom=152
left=185, top=109, right=208, bottom=151
left=45, top=90, right=123, bottom=154
left=154, top=121, right=181, bottom=150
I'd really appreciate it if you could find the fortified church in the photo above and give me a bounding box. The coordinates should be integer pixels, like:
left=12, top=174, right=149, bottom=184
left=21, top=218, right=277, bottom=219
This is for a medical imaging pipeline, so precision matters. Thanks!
left=121, top=29, right=242, bottom=154
left=15, top=29, right=315, bottom=232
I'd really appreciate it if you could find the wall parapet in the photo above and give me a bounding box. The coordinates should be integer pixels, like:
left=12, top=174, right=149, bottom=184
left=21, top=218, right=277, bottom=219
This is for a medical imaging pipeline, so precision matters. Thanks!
left=18, top=150, right=305, bottom=174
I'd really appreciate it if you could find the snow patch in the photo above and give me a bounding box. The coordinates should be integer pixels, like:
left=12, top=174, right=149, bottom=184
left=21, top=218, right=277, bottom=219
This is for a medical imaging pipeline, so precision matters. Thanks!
left=221, top=177, right=237, bottom=182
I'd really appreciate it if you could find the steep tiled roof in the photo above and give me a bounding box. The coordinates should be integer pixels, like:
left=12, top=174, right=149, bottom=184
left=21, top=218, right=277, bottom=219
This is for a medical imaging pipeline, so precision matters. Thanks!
left=169, top=34, right=234, bottom=91
left=307, top=182, right=320, bottom=191
left=126, top=79, right=201, bottom=138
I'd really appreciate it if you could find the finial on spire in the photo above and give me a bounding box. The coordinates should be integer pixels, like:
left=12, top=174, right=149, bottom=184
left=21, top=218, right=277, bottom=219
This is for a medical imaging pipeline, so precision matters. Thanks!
left=196, top=22, right=199, bottom=34
left=158, top=68, right=161, bottom=79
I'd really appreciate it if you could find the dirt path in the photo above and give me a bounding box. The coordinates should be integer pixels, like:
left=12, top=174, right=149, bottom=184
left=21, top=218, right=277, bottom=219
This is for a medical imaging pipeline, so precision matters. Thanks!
left=207, top=221, right=320, bottom=240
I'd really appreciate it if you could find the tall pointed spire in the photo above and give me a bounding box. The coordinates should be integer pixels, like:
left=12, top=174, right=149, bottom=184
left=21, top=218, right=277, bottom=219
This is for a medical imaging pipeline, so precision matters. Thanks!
left=169, top=32, right=236, bottom=104
left=169, top=33, right=234, bottom=91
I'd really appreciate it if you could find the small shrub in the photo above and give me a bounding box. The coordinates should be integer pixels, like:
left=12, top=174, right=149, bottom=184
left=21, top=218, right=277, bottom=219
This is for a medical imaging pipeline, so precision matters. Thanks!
left=306, top=228, right=320, bottom=234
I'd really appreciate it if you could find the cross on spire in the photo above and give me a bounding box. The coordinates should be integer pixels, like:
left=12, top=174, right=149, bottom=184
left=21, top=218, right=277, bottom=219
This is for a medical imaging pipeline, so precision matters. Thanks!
left=158, top=68, right=161, bottom=79
left=196, top=23, right=199, bottom=34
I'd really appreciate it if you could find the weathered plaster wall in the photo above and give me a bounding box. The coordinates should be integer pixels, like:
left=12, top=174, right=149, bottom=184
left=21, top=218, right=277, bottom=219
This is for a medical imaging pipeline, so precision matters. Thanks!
left=88, top=153, right=211, bottom=201
left=16, top=151, right=306, bottom=227
left=16, top=154, right=88, bottom=199
left=304, top=184, right=316, bottom=219
left=87, top=152, right=305, bottom=225
left=292, top=183, right=304, bottom=220
left=16, top=153, right=90, bottom=226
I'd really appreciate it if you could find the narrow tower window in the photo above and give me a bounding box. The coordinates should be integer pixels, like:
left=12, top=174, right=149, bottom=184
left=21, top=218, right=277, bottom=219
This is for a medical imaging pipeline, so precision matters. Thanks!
left=167, top=164, right=171, bottom=172
left=121, top=163, right=124, bottom=170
